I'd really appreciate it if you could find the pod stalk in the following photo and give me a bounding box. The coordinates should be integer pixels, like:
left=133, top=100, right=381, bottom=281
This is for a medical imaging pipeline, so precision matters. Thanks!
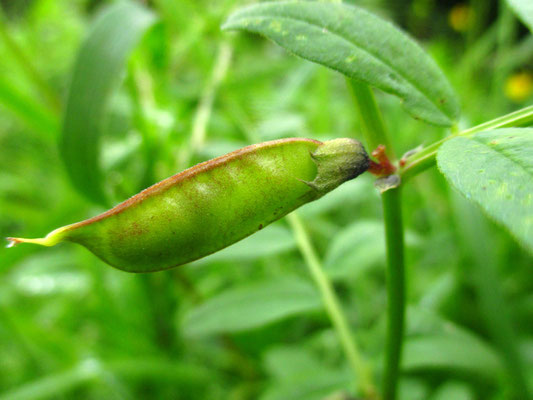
left=6, top=226, right=69, bottom=248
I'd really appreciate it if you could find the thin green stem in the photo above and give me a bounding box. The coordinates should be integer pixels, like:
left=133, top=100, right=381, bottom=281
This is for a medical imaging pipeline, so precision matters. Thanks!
left=492, top=0, right=516, bottom=106
left=401, top=104, right=533, bottom=181
left=347, top=79, right=394, bottom=159
left=287, top=213, right=377, bottom=399
left=460, top=104, right=533, bottom=135
left=178, top=40, right=232, bottom=169
left=347, top=79, right=405, bottom=400
left=380, top=188, right=405, bottom=400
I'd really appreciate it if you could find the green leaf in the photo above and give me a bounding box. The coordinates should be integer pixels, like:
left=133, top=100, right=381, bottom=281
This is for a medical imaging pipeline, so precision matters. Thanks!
left=263, top=345, right=323, bottom=380
left=324, top=220, right=385, bottom=280
left=182, top=277, right=321, bottom=336
left=0, top=361, right=100, bottom=400
left=398, top=379, right=429, bottom=400
left=507, top=0, right=533, bottom=32
left=437, top=128, right=533, bottom=253
left=324, top=220, right=421, bottom=280
left=403, top=307, right=503, bottom=379
left=261, top=369, right=351, bottom=400
left=222, top=1, right=459, bottom=126
left=299, top=178, right=373, bottom=218
left=430, top=382, right=475, bottom=400
left=402, top=334, right=502, bottom=379
left=61, top=2, right=156, bottom=205
left=0, top=358, right=208, bottom=400
left=193, top=224, right=296, bottom=264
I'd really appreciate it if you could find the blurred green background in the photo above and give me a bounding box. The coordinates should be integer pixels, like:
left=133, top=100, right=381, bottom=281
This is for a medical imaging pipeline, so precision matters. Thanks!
left=0, top=0, right=532, bottom=399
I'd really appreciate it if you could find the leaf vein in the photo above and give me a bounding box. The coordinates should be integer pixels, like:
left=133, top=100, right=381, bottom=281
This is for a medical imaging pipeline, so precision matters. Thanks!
left=471, top=137, right=533, bottom=178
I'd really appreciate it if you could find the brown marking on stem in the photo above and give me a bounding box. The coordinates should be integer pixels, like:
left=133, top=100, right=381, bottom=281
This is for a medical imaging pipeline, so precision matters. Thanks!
left=368, top=145, right=396, bottom=176
left=368, top=160, right=384, bottom=175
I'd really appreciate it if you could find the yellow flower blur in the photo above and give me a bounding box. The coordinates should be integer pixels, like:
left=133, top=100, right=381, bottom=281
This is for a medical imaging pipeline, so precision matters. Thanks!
left=448, top=4, right=472, bottom=32
left=505, top=72, right=533, bottom=103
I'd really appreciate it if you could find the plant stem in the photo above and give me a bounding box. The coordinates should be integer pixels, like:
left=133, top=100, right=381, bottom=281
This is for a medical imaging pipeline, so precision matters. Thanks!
left=401, top=104, right=533, bottom=181
left=178, top=40, right=232, bottom=169
left=380, top=188, right=405, bottom=400
left=126, top=61, right=160, bottom=190
left=348, top=80, right=405, bottom=400
left=492, top=0, right=516, bottom=108
left=287, top=213, right=376, bottom=399
left=459, top=104, right=533, bottom=135
left=347, top=80, right=394, bottom=159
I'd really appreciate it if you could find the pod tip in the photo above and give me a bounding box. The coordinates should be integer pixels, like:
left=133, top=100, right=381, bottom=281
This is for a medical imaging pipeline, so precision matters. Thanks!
left=6, top=237, right=20, bottom=248
left=6, top=237, right=45, bottom=248
left=5, top=235, right=61, bottom=248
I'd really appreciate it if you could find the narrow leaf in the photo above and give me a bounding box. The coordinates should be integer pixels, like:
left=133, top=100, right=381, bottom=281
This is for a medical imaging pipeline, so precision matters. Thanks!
left=0, top=361, right=100, bottom=400
left=324, top=220, right=421, bottom=280
left=324, top=220, right=385, bottom=279
left=61, top=2, right=156, bottom=205
left=404, top=307, right=503, bottom=379
left=261, top=369, right=351, bottom=400
left=223, top=1, right=460, bottom=126
left=507, top=0, right=533, bottom=32
left=431, top=382, right=474, bottom=400
left=402, top=335, right=501, bottom=379
left=0, top=358, right=208, bottom=400
left=182, top=277, right=321, bottom=336
left=263, top=345, right=323, bottom=380
left=437, top=128, right=533, bottom=253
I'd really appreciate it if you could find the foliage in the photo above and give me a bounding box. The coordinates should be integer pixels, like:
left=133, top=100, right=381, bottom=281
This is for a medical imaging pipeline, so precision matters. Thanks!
left=0, top=0, right=532, bottom=399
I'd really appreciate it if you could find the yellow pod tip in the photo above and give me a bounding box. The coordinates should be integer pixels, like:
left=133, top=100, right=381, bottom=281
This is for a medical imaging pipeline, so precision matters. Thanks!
left=6, top=226, right=70, bottom=248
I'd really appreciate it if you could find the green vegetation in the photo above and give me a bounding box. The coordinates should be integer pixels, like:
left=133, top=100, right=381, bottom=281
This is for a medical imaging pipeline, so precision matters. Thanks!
left=1, top=0, right=532, bottom=399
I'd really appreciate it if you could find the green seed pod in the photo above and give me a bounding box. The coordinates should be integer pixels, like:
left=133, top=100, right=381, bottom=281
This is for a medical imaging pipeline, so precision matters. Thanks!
left=7, top=138, right=368, bottom=272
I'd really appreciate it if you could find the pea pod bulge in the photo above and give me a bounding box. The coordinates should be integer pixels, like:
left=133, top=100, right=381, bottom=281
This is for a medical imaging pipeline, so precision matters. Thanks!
left=7, top=138, right=369, bottom=272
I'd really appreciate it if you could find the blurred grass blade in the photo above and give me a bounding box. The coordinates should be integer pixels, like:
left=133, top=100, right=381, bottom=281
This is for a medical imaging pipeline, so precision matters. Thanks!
left=222, top=1, right=460, bottom=126
left=61, top=2, right=156, bottom=205
left=0, top=358, right=209, bottom=400
left=437, top=128, right=533, bottom=253
left=182, top=277, right=321, bottom=336
left=507, top=0, right=533, bottom=32
left=0, top=79, right=58, bottom=139
left=0, top=360, right=101, bottom=400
